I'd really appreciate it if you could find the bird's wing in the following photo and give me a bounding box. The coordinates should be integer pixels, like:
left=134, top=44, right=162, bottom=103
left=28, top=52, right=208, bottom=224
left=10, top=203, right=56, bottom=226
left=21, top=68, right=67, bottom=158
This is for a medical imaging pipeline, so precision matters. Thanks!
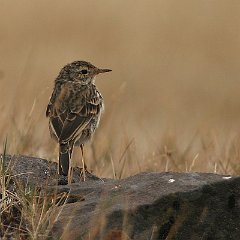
left=49, top=114, right=65, bottom=140
left=46, top=83, right=62, bottom=117
left=59, top=88, right=103, bottom=143
left=59, top=113, right=92, bottom=143
left=47, top=83, right=69, bottom=140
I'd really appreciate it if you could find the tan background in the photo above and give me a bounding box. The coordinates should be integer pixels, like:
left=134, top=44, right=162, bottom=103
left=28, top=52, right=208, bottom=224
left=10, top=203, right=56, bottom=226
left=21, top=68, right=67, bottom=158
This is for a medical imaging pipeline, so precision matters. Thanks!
left=1, top=0, right=240, bottom=177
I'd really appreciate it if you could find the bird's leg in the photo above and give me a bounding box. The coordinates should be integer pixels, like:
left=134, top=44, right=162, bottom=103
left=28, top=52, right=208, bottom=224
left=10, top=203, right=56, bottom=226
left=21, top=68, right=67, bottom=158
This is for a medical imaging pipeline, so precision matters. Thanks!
left=79, top=144, right=102, bottom=182
left=80, top=144, right=86, bottom=181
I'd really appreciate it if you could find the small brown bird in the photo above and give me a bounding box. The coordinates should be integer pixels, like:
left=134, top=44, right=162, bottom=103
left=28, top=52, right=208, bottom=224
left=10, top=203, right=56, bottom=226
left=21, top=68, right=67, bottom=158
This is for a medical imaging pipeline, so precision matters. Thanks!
left=46, top=61, right=111, bottom=185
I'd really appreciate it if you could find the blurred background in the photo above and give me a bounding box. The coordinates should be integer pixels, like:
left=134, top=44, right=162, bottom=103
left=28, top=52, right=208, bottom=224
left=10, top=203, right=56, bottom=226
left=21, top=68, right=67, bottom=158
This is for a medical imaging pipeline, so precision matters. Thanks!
left=1, top=0, right=240, bottom=177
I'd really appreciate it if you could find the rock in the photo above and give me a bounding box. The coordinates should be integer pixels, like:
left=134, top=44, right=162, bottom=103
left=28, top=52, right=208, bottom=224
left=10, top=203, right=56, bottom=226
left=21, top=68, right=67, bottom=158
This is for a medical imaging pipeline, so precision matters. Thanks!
left=2, top=155, right=101, bottom=186
left=2, top=155, right=240, bottom=239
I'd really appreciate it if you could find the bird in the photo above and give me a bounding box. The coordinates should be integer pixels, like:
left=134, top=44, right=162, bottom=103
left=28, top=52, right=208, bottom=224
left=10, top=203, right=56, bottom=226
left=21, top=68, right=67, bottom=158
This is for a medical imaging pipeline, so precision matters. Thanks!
left=46, top=61, right=111, bottom=185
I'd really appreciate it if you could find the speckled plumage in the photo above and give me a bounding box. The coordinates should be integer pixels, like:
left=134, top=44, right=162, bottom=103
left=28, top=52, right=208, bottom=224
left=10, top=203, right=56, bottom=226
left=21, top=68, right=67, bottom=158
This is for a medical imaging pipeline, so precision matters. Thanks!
left=46, top=61, right=111, bottom=184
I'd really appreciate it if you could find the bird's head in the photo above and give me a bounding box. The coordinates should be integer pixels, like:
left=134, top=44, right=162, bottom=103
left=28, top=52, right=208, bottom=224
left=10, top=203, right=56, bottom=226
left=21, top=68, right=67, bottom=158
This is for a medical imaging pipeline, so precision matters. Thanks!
left=58, top=61, right=111, bottom=85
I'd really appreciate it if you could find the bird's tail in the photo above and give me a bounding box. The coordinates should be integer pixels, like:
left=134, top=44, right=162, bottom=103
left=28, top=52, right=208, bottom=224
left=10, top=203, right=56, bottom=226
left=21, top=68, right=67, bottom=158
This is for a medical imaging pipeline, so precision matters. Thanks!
left=59, top=143, right=73, bottom=176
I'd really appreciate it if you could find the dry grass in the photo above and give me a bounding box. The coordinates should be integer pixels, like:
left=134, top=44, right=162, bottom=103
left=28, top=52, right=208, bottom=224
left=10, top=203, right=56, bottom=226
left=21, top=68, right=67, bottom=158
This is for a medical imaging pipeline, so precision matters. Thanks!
left=0, top=148, right=73, bottom=239
left=0, top=1, right=239, bottom=178
left=1, top=0, right=240, bottom=238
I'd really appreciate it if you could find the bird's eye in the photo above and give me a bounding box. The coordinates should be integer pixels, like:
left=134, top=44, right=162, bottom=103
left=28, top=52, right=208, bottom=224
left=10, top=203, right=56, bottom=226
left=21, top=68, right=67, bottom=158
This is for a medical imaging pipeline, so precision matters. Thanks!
left=80, top=69, right=88, bottom=74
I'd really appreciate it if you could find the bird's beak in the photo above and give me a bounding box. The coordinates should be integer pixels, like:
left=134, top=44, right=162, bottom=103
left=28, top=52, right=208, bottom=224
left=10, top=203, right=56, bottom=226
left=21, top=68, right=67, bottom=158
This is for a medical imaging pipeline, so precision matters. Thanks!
left=96, top=68, right=112, bottom=74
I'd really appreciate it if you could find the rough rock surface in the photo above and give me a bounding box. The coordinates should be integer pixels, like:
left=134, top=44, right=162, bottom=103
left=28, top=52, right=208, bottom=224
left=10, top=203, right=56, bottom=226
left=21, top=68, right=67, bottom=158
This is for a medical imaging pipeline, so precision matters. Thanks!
left=2, top=155, right=240, bottom=239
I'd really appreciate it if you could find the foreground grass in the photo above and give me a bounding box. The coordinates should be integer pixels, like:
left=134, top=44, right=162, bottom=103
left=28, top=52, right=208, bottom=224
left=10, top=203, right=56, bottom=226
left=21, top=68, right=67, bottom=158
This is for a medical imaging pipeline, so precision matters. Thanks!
left=0, top=150, right=70, bottom=239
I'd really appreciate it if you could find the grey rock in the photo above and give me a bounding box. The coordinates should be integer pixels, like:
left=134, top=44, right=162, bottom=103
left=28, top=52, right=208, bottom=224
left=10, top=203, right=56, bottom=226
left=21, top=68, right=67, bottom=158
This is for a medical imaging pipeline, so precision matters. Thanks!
left=2, top=155, right=240, bottom=240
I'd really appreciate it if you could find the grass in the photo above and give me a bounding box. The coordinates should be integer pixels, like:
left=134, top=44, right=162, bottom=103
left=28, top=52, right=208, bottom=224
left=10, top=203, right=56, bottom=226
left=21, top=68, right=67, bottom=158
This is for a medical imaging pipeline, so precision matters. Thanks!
left=1, top=1, right=240, bottom=237
left=1, top=125, right=240, bottom=239
left=0, top=143, right=71, bottom=239
left=1, top=0, right=240, bottom=178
